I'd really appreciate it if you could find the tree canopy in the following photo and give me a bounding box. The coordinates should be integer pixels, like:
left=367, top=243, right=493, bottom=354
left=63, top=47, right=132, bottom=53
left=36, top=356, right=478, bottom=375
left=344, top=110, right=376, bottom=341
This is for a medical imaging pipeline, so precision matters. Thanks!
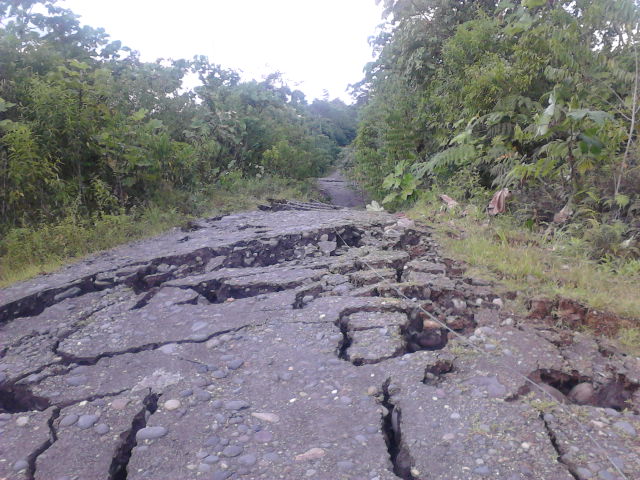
left=0, top=0, right=357, bottom=228
left=354, top=0, right=640, bottom=225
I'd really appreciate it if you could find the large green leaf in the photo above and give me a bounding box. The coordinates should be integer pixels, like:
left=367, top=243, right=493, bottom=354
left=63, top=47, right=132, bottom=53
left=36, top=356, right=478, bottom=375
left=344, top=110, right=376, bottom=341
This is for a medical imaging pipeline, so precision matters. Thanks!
left=382, top=192, right=398, bottom=204
left=131, top=109, right=149, bottom=122
left=578, top=133, right=604, bottom=154
left=567, top=109, right=611, bottom=125
left=523, top=0, right=546, bottom=8
left=0, top=98, right=16, bottom=113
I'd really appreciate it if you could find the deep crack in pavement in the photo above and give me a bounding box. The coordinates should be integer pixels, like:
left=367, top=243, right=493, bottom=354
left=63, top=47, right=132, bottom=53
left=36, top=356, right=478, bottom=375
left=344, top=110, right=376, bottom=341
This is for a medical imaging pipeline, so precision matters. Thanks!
left=1, top=202, right=639, bottom=480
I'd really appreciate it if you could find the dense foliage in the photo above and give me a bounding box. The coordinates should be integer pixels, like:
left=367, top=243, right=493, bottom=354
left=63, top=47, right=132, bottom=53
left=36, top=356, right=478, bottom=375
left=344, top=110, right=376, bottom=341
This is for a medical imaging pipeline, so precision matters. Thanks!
left=0, top=0, right=356, bottom=230
left=354, top=0, right=640, bottom=240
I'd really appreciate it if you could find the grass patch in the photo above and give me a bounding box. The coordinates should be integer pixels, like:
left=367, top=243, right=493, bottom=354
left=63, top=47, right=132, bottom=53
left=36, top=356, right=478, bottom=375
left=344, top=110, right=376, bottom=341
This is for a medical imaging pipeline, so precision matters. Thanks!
left=0, top=175, right=318, bottom=287
left=408, top=196, right=640, bottom=349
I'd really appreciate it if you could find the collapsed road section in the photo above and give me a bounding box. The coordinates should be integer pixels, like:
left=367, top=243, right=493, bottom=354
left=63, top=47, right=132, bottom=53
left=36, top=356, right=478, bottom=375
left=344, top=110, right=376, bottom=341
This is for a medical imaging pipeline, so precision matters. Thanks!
left=1, top=203, right=638, bottom=480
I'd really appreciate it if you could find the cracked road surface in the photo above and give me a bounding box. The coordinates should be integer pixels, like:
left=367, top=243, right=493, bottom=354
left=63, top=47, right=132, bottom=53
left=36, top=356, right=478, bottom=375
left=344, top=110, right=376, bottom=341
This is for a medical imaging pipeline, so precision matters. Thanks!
left=1, top=202, right=639, bottom=480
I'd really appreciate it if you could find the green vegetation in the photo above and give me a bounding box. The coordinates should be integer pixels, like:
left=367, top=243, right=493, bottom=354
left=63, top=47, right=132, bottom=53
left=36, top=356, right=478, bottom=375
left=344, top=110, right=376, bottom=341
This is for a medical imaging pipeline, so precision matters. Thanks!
left=0, top=0, right=356, bottom=283
left=409, top=193, right=640, bottom=351
left=354, top=0, right=640, bottom=231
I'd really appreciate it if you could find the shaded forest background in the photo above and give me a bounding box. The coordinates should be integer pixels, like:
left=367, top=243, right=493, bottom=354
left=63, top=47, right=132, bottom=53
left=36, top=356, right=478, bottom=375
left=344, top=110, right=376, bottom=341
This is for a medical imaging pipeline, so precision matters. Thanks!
left=0, top=0, right=356, bottom=228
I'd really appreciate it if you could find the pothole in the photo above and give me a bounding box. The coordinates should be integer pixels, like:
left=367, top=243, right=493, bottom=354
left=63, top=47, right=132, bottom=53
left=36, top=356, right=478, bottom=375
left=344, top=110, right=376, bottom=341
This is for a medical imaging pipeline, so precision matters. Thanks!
left=422, top=359, right=455, bottom=385
left=514, top=369, right=639, bottom=411
left=187, top=279, right=287, bottom=304
left=336, top=309, right=450, bottom=366
left=0, top=383, right=52, bottom=413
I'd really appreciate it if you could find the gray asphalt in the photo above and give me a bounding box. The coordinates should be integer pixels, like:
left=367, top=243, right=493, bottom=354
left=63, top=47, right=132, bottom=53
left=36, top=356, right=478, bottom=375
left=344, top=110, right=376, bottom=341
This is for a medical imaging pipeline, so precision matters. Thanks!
left=0, top=199, right=638, bottom=480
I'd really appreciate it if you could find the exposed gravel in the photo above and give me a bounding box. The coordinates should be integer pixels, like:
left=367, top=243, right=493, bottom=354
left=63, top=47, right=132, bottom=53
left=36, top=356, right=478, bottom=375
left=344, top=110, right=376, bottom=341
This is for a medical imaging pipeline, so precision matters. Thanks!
left=1, top=200, right=639, bottom=480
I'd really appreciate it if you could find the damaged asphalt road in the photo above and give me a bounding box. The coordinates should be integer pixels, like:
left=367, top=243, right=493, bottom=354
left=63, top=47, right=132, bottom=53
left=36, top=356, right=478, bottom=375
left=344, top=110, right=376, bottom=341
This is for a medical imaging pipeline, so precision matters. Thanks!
left=1, top=202, right=639, bottom=480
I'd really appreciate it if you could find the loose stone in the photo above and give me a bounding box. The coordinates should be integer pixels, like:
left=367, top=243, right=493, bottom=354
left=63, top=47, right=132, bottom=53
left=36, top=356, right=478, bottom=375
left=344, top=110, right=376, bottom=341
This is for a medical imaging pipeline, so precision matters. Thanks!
left=16, top=416, right=30, bottom=427
left=251, top=412, right=279, bottom=423
left=164, top=399, right=182, bottom=411
left=613, top=421, right=636, bottom=437
left=222, top=445, right=244, bottom=457
left=212, top=471, right=233, bottom=480
left=263, top=452, right=280, bottom=463
left=473, top=465, right=490, bottom=475
left=204, top=435, right=220, bottom=447
left=238, top=454, right=257, bottom=466
left=576, top=467, right=593, bottom=478
left=111, top=398, right=129, bottom=410
left=228, top=359, right=244, bottom=370
left=12, top=459, right=29, bottom=471
left=59, top=414, right=79, bottom=427
left=337, top=461, right=354, bottom=471
left=195, top=390, right=212, bottom=402
left=77, top=414, right=99, bottom=430
left=295, top=448, right=326, bottom=462
left=94, top=423, right=110, bottom=435
left=136, top=426, right=168, bottom=440
left=224, top=400, right=250, bottom=411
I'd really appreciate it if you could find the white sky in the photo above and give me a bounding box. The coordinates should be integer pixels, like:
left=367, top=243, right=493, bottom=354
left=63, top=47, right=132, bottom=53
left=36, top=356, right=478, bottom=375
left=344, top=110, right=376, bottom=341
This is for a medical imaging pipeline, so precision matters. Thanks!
left=60, top=0, right=384, bottom=102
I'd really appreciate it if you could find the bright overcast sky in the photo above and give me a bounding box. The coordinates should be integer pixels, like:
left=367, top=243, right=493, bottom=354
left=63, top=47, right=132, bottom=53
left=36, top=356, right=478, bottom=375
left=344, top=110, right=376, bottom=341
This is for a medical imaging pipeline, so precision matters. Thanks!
left=60, top=0, right=385, bottom=102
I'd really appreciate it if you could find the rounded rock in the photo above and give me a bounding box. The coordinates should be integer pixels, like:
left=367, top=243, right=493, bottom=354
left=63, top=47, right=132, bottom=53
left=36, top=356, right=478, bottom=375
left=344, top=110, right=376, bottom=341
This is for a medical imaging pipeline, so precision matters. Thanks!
left=575, top=467, right=593, bottom=478
left=13, top=459, right=29, bottom=472
left=111, top=398, right=129, bottom=411
left=222, top=445, right=244, bottom=457
left=473, top=466, right=490, bottom=475
left=94, top=423, right=110, bottom=435
left=254, top=430, right=274, bottom=443
left=195, top=390, right=212, bottom=402
left=295, top=448, right=326, bottom=462
left=136, top=426, right=168, bottom=441
left=59, top=414, right=79, bottom=427
left=211, top=471, right=232, bottom=480
left=204, top=435, right=220, bottom=447
left=263, top=452, right=280, bottom=463
left=16, top=416, right=30, bottom=427
left=238, top=454, right=257, bottom=466
left=227, top=359, right=244, bottom=370
left=77, top=414, right=99, bottom=430
left=224, top=400, right=250, bottom=411
left=164, top=399, right=181, bottom=411
left=613, top=421, right=637, bottom=437
left=251, top=412, right=279, bottom=423
left=567, top=383, right=595, bottom=405
left=337, top=461, right=354, bottom=471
